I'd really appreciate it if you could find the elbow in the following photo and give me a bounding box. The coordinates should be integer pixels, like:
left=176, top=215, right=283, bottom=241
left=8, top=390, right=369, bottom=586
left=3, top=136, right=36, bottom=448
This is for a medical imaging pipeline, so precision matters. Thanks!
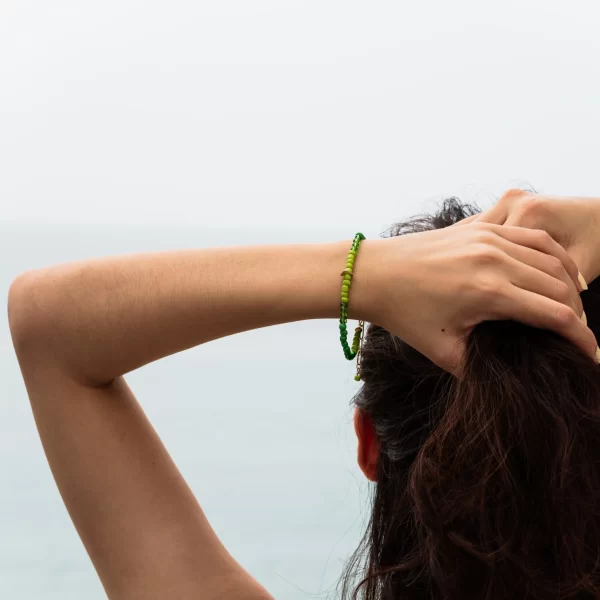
left=8, top=270, right=105, bottom=388
left=8, top=270, right=49, bottom=356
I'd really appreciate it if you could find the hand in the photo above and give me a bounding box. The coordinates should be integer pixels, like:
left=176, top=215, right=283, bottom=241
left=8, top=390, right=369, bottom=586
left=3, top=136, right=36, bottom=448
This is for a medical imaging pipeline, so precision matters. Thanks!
left=455, top=188, right=600, bottom=284
left=360, top=221, right=597, bottom=375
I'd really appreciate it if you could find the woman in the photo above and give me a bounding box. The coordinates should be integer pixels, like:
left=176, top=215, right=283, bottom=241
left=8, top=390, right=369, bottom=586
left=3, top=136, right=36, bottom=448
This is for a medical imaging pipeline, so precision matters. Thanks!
left=7, top=188, right=600, bottom=599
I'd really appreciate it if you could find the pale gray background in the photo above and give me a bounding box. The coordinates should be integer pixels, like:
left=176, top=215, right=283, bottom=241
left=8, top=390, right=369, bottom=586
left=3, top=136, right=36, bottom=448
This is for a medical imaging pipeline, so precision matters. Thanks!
left=2, top=1, right=600, bottom=598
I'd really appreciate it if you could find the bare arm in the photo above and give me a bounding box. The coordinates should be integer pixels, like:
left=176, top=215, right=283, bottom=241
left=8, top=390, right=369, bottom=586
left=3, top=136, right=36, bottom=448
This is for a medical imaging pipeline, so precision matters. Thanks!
left=7, top=239, right=377, bottom=600
left=10, top=240, right=375, bottom=387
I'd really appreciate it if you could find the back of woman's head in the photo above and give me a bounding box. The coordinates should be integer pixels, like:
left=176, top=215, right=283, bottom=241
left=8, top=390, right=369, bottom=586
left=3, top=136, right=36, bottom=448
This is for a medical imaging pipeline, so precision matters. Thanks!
left=342, top=198, right=600, bottom=600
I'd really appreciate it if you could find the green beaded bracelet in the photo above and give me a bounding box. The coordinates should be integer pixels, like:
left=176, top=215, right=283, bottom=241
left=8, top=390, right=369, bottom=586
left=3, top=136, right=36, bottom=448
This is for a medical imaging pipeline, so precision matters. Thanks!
left=339, top=233, right=366, bottom=381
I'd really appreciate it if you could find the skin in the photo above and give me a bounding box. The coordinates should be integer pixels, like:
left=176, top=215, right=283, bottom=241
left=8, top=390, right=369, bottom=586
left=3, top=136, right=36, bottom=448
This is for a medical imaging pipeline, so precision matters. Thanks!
left=455, top=188, right=600, bottom=284
left=354, top=409, right=379, bottom=482
left=7, top=194, right=600, bottom=598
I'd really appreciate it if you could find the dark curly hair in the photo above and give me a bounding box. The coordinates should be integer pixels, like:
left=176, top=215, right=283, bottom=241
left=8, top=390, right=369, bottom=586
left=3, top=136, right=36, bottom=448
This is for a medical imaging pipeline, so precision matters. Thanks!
left=340, top=198, right=600, bottom=599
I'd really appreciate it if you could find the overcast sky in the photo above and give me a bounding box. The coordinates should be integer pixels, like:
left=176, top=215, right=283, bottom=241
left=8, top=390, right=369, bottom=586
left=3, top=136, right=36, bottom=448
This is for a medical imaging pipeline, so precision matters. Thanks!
left=2, top=0, right=600, bottom=230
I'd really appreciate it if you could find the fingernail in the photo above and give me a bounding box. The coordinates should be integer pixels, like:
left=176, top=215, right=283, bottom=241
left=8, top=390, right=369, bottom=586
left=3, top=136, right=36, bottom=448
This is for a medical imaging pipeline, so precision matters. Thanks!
left=578, top=272, right=589, bottom=291
left=582, top=310, right=587, bottom=326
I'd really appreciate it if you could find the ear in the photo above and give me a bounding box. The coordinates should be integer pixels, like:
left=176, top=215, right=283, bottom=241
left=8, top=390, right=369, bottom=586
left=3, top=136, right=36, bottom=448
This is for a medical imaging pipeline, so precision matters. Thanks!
left=353, top=408, right=379, bottom=482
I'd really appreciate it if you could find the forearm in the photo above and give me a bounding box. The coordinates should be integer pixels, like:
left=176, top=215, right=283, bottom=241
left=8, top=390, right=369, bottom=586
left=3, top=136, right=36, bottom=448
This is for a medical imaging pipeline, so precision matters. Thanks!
left=11, top=239, right=377, bottom=387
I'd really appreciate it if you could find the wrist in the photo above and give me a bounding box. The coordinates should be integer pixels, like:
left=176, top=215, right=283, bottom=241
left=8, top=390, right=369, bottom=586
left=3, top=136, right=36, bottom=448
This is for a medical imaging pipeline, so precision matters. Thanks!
left=590, top=226, right=600, bottom=285
left=306, top=237, right=385, bottom=326
left=574, top=200, right=600, bottom=284
left=346, top=238, right=388, bottom=325
left=274, top=239, right=374, bottom=322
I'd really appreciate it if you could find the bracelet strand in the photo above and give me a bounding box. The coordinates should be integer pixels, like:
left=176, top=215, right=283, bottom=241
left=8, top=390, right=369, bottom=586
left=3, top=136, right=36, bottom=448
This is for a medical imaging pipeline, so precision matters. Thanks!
left=339, top=233, right=366, bottom=381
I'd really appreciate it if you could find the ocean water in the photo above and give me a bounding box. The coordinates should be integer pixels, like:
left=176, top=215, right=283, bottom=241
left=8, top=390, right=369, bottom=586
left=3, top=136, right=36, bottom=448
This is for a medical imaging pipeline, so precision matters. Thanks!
left=1, top=224, right=370, bottom=599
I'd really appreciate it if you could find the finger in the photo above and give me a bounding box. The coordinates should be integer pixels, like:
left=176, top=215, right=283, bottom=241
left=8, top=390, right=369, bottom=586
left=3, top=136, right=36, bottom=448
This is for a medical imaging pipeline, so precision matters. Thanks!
left=455, top=205, right=507, bottom=227
left=493, top=238, right=583, bottom=316
left=484, top=224, right=582, bottom=293
left=497, top=287, right=597, bottom=359
left=452, top=214, right=480, bottom=227
left=501, top=253, right=582, bottom=317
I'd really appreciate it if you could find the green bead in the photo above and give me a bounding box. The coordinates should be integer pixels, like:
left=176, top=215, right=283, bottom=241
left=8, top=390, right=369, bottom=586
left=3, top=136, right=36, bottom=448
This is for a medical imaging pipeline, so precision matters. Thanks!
left=354, top=374, right=361, bottom=381
left=338, top=233, right=366, bottom=362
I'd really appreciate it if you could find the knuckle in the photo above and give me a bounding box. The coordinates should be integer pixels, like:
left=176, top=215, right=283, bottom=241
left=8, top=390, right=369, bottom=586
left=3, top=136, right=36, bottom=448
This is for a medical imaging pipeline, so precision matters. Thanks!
left=553, top=304, right=577, bottom=328
left=532, top=228, right=552, bottom=245
left=507, top=195, right=547, bottom=228
left=546, top=256, right=565, bottom=278
left=554, top=279, right=571, bottom=302
left=470, top=224, right=498, bottom=245
left=517, top=196, right=544, bottom=217
left=499, top=188, right=529, bottom=203
left=472, top=243, right=503, bottom=265
left=473, top=221, right=493, bottom=230
left=472, top=274, right=503, bottom=300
